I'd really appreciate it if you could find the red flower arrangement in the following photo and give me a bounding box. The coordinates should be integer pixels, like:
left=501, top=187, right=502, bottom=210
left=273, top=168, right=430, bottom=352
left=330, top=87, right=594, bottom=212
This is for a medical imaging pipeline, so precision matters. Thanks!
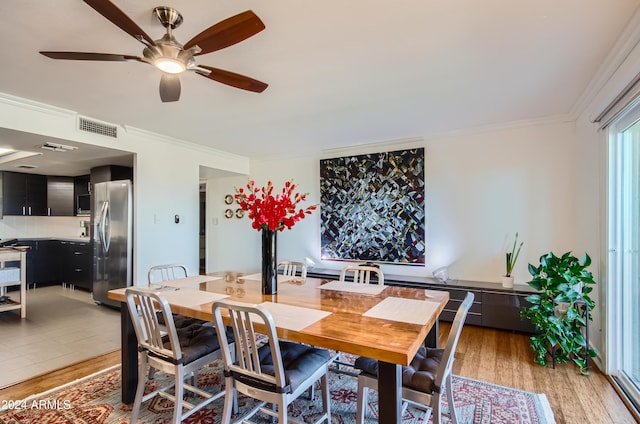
left=235, top=179, right=317, bottom=231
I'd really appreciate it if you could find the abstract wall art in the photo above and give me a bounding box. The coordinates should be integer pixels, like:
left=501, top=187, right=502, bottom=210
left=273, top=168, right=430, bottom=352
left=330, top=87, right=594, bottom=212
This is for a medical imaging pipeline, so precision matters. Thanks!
left=320, top=147, right=425, bottom=265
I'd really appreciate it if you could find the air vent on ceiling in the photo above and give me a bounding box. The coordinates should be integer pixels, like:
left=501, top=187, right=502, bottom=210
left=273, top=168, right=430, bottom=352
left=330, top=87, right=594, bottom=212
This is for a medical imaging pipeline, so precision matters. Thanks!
left=15, top=164, right=37, bottom=169
left=41, top=142, right=78, bottom=152
left=78, top=116, right=118, bottom=138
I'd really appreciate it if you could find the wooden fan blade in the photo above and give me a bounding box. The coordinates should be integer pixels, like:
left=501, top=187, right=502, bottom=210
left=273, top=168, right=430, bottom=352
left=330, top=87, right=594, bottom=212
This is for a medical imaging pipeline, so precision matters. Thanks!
left=184, top=10, right=265, bottom=55
left=40, top=51, right=142, bottom=62
left=196, top=65, right=268, bottom=93
left=159, top=74, right=181, bottom=102
left=83, top=0, right=155, bottom=46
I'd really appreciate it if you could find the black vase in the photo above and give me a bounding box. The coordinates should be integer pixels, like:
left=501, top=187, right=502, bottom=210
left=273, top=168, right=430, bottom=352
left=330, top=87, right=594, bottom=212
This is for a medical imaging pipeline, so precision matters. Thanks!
left=261, top=229, right=277, bottom=295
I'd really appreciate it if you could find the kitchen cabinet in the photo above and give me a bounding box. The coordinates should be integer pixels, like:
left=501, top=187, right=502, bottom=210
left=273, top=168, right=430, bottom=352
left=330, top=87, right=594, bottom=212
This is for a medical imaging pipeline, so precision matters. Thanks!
left=19, top=239, right=92, bottom=291
left=16, top=239, right=56, bottom=287
left=2, top=172, right=48, bottom=216
left=59, top=240, right=92, bottom=291
left=47, top=176, right=74, bottom=216
left=90, top=165, right=132, bottom=184
left=74, top=175, right=90, bottom=216
left=74, top=175, right=90, bottom=196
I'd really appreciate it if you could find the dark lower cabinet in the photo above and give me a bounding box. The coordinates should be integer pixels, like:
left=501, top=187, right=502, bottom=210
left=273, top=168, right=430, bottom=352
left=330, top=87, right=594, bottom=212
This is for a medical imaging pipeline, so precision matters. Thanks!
left=60, top=241, right=92, bottom=291
left=481, top=291, right=537, bottom=333
left=16, top=239, right=91, bottom=291
left=308, top=268, right=538, bottom=334
left=15, top=240, right=38, bottom=286
left=410, top=283, right=536, bottom=333
left=13, top=239, right=55, bottom=287
left=437, top=287, right=483, bottom=326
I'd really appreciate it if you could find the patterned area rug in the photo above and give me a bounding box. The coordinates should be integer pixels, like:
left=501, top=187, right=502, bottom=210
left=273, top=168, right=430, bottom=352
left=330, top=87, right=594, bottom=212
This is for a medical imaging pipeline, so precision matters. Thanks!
left=0, top=359, right=555, bottom=424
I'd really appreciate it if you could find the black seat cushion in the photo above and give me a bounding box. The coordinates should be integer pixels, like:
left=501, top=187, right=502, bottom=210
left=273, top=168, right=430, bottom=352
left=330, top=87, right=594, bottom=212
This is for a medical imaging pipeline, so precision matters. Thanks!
left=354, top=346, right=444, bottom=393
left=160, top=324, right=233, bottom=365
left=232, top=341, right=331, bottom=394
left=156, top=311, right=207, bottom=329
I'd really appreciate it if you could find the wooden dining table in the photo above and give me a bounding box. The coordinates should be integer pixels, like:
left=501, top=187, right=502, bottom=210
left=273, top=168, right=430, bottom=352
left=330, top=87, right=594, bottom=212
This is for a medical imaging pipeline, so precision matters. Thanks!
left=107, top=272, right=449, bottom=423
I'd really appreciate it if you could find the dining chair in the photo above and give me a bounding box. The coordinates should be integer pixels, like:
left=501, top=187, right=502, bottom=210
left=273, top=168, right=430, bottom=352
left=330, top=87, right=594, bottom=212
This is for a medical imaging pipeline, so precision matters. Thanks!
left=148, top=264, right=207, bottom=326
left=148, top=263, right=188, bottom=283
left=277, top=260, right=307, bottom=279
left=125, top=287, right=231, bottom=424
left=332, top=264, right=386, bottom=375
left=339, top=265, right=384, bottom=285
left=212, top=299, right=332, bottom=424
left=355, top=292, right=474, bottom=424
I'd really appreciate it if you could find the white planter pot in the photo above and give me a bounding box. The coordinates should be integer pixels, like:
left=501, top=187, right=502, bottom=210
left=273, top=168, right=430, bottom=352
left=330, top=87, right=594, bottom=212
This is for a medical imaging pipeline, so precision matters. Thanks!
left=501, top=275, right=514, bottom=288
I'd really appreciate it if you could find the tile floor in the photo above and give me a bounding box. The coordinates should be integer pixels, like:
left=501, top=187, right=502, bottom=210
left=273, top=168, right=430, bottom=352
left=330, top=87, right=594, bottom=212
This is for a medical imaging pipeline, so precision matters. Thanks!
left=0, top=285, right=120, bottom=388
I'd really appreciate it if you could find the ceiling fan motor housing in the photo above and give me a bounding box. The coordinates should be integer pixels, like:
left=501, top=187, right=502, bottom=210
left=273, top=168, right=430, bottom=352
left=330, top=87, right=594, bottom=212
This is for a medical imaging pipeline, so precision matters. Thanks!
left=153, top=6, right=183, bottom=29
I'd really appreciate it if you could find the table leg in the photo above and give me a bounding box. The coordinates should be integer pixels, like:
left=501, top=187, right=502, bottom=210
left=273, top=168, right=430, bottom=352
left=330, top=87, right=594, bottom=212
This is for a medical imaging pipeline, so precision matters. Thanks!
left=120, top=304, right=138, bottom=404
left=378, top=361, right=402, bottom=423
left=425, top=316, right=439, bottom=348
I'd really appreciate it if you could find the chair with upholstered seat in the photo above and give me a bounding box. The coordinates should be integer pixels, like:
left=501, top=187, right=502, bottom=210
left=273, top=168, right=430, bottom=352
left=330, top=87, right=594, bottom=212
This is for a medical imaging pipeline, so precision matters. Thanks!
left=332, top=264, right=385, bottom=374
left=126, top=287, right=232, bottom=424
left=355, top=292, right=474, bottom=424
left=278, top=260, right=307, bottom=279
left=148, top=264, right=206, bottom=328
left=212, top=299, right=332, bottom=424
left=339, top=265, right=384, bottom=285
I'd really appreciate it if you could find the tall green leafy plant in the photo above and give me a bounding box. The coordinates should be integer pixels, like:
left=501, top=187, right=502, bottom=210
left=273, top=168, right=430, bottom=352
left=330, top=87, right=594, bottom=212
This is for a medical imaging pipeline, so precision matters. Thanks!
left=520, top=251, right=597, bottom=374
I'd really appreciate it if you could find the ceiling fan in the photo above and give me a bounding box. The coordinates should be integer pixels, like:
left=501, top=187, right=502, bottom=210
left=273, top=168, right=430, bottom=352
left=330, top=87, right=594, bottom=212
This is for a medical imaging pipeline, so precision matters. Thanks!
left=40, top=0, right=268, bottom=102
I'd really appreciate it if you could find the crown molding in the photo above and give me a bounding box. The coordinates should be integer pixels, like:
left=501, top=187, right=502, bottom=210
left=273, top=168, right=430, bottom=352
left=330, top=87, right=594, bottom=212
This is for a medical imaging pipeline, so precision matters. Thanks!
left=320, top=136, right=424, bottom=159
left=570, top=8, right=640, bottom=119
left=0, top=92, right=75, bottom=119
left=429, top=114, right=574, bottom=141
left=122, top=125, right=248, bottom=162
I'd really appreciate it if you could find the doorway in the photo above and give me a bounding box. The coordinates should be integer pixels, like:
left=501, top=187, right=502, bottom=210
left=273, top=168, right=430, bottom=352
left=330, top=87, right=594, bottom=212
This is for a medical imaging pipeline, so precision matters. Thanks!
left=199, top=182, right=206, bottom=274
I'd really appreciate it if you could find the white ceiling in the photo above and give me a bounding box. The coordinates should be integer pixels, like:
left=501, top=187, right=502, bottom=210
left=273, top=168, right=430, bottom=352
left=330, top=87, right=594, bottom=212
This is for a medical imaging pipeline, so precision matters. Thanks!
left=0, top=0, right=638, bottom=163
left=0, top=128, right=133, bottom=176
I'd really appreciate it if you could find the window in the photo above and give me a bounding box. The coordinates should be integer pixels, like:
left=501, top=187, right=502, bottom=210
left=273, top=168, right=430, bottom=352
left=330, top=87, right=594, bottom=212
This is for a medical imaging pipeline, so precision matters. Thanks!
left=607, top=99, right=640, bottom=409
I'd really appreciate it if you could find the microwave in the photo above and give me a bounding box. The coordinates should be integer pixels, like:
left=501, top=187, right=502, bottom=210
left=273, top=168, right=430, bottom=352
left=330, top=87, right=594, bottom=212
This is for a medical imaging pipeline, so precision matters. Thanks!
left=77, top=194, right=91, bottom=215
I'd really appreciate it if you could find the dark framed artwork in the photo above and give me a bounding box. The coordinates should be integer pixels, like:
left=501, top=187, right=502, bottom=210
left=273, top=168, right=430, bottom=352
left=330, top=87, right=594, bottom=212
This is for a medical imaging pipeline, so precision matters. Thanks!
left=320, top=147, right=425, bottom=265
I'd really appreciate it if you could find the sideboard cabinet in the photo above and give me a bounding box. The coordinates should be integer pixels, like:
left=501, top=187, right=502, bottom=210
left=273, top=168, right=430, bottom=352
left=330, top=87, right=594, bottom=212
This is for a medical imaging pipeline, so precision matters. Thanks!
left=307, top=268, right=537, bottom=334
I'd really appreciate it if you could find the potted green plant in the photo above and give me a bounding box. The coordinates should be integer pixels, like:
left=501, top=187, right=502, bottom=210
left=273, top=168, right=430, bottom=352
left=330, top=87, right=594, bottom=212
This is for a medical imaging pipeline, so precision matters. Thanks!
left=502, top=232, right=523, bottom=288
left=519, top=251, right=597, bottom=374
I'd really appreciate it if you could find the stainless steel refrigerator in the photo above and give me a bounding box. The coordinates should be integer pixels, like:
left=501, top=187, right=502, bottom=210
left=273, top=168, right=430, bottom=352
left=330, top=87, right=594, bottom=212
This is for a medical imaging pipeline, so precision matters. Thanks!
left=92, top=180, right=132, bottom=308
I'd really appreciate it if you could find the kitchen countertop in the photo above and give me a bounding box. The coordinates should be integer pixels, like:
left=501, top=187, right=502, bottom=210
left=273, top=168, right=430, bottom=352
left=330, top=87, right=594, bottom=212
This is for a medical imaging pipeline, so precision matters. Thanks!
left=16, top=237, right=91, bottom=243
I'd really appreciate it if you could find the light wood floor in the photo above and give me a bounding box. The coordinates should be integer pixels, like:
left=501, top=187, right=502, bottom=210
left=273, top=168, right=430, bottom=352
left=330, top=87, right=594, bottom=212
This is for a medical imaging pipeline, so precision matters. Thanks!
left=0, top=324, right=637, bottom=423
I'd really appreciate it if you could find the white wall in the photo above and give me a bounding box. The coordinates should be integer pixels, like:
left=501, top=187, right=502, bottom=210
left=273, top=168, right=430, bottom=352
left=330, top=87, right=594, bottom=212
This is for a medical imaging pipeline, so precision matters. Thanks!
left=0, top=93, right=250, bottom=285
left=573, top=115, right=606, bottom=358
left=207, top=119, right=583, bottom=287
left=573, top=17, right=640, bottom=366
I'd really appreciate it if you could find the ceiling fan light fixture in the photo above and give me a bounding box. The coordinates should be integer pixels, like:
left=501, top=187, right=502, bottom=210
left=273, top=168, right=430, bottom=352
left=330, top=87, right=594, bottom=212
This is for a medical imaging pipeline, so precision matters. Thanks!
left=40, top=2, right=268, bottom=101
left=154, top=57, right=185, bottom=74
